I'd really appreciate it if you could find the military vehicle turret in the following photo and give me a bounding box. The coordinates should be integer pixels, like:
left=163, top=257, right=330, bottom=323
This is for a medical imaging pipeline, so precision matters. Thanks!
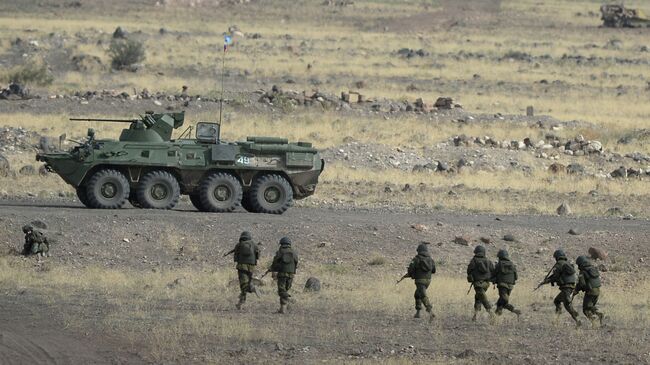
left=36, top=111, right=324, bottom=214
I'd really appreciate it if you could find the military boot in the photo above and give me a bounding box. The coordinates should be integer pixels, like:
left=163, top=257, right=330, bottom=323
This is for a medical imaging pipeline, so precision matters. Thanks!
left=597, top=312, right=604, bottom=325
left=414, top=310, right=421, bottom=319
left=513, top=309, right=522, bottom=319
left=426, top=307, right=435, bottom=323
left=277, top=304, right=286, bottom=314
left=495, top=307, right=503, bottom=316
left=236, top=296, right=245, bottom=310
left=471, top=310, right=478, bottom=322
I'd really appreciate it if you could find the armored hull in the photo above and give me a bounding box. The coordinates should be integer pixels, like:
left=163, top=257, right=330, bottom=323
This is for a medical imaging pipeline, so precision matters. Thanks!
left=36, top=112, right=324, bottom=214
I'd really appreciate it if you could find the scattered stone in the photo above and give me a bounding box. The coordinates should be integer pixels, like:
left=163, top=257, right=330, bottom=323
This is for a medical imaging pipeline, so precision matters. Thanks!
left=0, top=154, right=10, bottom=177
left=503, top=234, right=516, bottom=242
left=30, top=220, right=47, bottom=229
left=548, top=163, right=566, bottom=174
left=453, top=236, right=470, bottom=246
left=566, top=163, right=585, bottom=174
left=605, top=207, right=623, bottom=216
left=304, top=277, right=321, bottom=292
left=610, top=166, right=627, bottom=178
left=588, top=247, right=608, bottom=261
left=317, top=241, right=333, bottom=248
left=39, top=136, right=58, bottom=153
left=113, top=26, right=127, bottom=39
left=19, top=165, right=36, bottom=175
left=623, top=214, right=634, bottom=220
left=556, top=202, right=572, bottom=216
left=479, top=237, right=492, bottom=244
left=568, top=228, right=581, bottom=235
left=597, top=263, right=608, bottom=272
left=436, top=161, right=449, bottom=172
left=38, top=165, right=49, bottom=176
left=0, top=83, right=31, bottom=100
left=410, top=224, right=428, bottom=232
left=457, top=349, right=478, bottom=359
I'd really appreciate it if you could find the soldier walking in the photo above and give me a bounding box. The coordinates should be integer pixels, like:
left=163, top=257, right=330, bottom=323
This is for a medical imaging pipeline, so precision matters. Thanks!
left=268, top=237, right=299, bottom=314
left=403, top=242, right=436, bottom=321
left=492, top=249, right=521, bottom=318
left=467, top=245, right=495, bottom=321
left=573, top=255, right=605, bottom=326
left=538, top=249, right=581, bottom=326
left=22, top=225, right=49, bottom=258
left=231, top=231, right=260, bottom=309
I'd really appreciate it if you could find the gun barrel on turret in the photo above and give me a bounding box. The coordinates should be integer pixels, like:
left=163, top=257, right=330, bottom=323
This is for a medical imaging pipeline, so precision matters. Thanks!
left=69, top=118, right=138, bottom=123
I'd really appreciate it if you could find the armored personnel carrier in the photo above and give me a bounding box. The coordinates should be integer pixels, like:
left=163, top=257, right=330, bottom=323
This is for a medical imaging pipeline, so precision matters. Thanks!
left=36, top=111, right=324, bottom=214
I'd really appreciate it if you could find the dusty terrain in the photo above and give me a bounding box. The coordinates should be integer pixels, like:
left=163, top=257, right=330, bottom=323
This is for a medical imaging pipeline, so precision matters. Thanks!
left=1, top=202, right=649, bottom=364
left=1, top=0, right=650, bottom=364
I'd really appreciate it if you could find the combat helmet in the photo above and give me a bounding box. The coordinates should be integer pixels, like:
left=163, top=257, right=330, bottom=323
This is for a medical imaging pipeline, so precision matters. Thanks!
left=279, top=236, right=292, bottom=245
left=22, top=224, right=33, bottom=233
left=553, top=249, right=566, bottom=260
left=497, top=249, right=509, bottom=259
left=240, top=231, right=252, bottom=241
left=474, top=245, right=486, bottom=255
left=416, top=242, right=429, bottom=254
left=576, top=255, right=590, bottom=267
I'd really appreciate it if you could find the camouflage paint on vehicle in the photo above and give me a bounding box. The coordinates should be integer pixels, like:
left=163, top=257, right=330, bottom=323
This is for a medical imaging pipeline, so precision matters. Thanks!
left=36, top=111, right=324, bottom=214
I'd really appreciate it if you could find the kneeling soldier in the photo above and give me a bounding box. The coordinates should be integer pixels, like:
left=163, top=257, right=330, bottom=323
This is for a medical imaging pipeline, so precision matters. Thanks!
left=269, top=237, right=298, bottom=314
left=22, top=225, right=49, bottom=258
left=467, top=245, right=495, bottom=321
left=574, top=255, right=604, bottom=326
left=493, top=249, right=521, bottom=317
left=406, top=243, right=436, bottom=321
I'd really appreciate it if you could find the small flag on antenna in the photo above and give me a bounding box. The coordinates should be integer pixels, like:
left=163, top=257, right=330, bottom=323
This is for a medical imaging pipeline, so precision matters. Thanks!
left=224, top=35, right=232, bottom=52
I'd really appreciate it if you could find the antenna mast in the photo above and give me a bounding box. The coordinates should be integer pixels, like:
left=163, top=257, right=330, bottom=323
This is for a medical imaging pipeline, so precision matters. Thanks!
left=219, top=34, right=232, bottom=126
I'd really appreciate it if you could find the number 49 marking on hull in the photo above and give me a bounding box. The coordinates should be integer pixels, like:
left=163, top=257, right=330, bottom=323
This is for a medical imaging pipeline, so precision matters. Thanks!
left=236, top=156, right=251, bottom=165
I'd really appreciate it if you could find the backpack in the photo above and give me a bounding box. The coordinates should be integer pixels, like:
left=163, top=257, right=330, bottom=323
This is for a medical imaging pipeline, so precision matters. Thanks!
left=237, top=240, right=256, bottom=264
left=583, top=266, right=601, bottom=289
left=277, top=248, right=296, bottom=273
left=497, top=261, right=516, bottom=284
left=559, top=262, right=576, bottom=285
left=418, top=257, right=433, bottom=273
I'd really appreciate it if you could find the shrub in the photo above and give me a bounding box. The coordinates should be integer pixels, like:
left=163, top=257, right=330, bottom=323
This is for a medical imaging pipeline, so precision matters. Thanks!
left=368, top=256, right=387, bottom=266
left=6, top=60, right=53, bottom=86
left=108, top=38, right=145, bottom=70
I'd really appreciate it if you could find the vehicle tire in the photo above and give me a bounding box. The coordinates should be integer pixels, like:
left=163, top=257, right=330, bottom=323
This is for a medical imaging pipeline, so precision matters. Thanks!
left=129, top=191, right=142, bottom=208
left=76, top=185, right=91, bottom=207
left=198, top=172, right=242, bottom=212
left=189, top=193, right=207, bottom=212
left=85, top=169, right=130, bottom=209
left=136, top=170, right=180, bottom=209
left=249, top=174, right=293, bottom=214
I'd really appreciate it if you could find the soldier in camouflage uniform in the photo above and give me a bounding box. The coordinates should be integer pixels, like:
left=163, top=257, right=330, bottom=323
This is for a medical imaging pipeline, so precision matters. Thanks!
left=573, top=255, right=604, bottom=326
left=22, top=225, right=49, bottom=258
left=269, top=237, right=299, bottom=314
left=406, top=242, right=436, bottom=321
left=467, top=245, right=494, bottom=321
left=540, top=249, right=581, bottom=326
left=492, top=249, right=521, bottom=317
left=233, top=231, right=260, bottom=309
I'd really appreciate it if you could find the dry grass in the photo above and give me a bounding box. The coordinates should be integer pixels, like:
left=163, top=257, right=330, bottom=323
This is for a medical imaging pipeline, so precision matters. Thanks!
left=0, top=255, right=647, bottom=362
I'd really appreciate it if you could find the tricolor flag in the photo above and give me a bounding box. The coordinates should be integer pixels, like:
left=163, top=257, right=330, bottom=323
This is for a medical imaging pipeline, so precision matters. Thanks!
left=224, top=35, right=232, bottom=52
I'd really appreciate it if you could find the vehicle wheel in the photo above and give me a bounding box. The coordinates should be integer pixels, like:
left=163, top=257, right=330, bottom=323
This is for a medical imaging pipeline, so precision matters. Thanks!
left=129, top=191, right=142, bottom=208
left=189, top=193, right=207, bottom=212
left=85, top=169, right=130, bottom=209
left=136, top=170, right=180, bottom=209
left=249, top=174, right=293, bottom=214
left=76, top=185, right=91, bottom=207
left=198, top=172, right=242, bottom=212
left=240, top=192, right=256, bottom=213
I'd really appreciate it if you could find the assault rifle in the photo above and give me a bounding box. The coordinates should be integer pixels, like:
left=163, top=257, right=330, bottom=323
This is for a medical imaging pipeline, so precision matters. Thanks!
left=395, top=274, right=409, bottom=285
left=533, top=265, right=556, bottom=291
left=223, top=248, right=235, bottom=257
left=466, top=282, right=473, bottom=295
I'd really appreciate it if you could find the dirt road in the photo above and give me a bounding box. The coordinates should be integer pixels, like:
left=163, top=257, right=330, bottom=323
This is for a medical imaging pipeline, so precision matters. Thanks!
left=0, top=200, right=649, bottom=364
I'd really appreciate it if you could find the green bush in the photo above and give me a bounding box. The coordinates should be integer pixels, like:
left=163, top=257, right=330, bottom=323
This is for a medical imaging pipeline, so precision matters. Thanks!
left=6, top=61, right=53, bottom=86
left=108, top=38, right=145, bottom=70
